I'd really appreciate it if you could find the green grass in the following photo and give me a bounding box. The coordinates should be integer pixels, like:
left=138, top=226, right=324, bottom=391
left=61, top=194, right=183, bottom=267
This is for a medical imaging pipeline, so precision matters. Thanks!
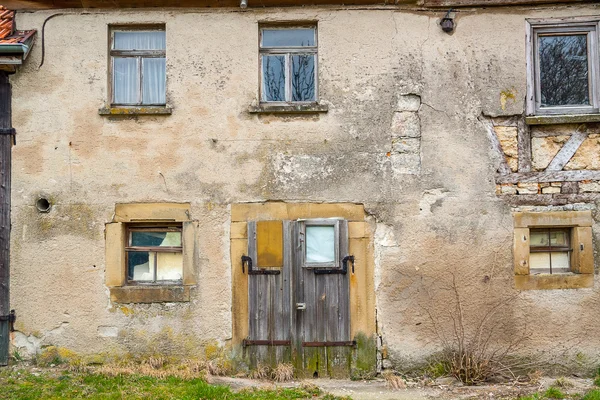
left=0, top=369, right=350, bottom=400
left=544, top=387, right=566, bottom=399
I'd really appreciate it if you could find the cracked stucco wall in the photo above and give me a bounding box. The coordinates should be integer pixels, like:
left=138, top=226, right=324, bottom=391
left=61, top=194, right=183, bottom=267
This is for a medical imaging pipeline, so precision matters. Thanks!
left=7, top=4, right=600, bottom=370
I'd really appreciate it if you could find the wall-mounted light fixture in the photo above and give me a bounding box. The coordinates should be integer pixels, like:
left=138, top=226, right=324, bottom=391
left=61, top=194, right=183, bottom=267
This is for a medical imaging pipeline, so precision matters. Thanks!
left=440, top=9, right=455, bottom=33
left=240, top=0, right=248, bottom=8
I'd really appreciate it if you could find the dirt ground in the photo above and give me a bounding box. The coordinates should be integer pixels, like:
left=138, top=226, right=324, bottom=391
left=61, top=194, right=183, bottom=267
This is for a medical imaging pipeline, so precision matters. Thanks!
left=209, top=375, right=597, bottom=400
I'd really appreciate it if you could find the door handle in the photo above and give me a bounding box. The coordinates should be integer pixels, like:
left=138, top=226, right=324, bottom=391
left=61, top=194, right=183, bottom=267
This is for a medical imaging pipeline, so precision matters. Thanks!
left=296, top=303, right=306, bottom=310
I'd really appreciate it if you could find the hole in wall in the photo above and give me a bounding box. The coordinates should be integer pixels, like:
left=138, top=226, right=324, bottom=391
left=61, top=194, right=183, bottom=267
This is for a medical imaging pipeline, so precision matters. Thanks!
left=35, top=197, right=51, bottom=213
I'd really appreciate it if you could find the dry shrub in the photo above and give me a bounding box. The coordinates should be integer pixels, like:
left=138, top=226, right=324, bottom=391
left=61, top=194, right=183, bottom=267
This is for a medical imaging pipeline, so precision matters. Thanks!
left=249, top=363, right=271, bottom=380
left=382, top=370, right=407, bottom=389
left=272, top=363, right=294, bottom=382
left=424, top=272, right=528, bottom=385
left=206, top=358, right=233, bottom=376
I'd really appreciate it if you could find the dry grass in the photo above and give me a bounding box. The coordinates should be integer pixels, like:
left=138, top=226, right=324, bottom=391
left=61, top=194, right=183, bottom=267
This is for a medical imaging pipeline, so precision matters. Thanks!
left=249, top=363, right=271, bottom=380
left=272, top=363, right=294, bottom=382
left=95, top=359, right=207, bottom=380
left=382, top=370, right=407, bottom=389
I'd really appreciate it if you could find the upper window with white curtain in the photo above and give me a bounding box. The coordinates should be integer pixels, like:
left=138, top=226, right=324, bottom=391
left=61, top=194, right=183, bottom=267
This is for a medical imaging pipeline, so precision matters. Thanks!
left=110, top=27, right=166, bottom=106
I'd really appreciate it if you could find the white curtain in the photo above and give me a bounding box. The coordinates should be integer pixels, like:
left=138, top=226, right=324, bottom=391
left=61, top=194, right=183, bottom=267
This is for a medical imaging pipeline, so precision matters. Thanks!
left=143, top=58, right=166, bottom=104
left=306, top=226, right=335, bottom=263
left=113, top=57, right=138, bottom=104
left=114, top=31, right=166, bottom=50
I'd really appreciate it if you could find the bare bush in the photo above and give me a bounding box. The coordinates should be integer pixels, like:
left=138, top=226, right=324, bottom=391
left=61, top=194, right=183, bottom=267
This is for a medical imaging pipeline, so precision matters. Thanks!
left=424, top=272, right=527, bottom=385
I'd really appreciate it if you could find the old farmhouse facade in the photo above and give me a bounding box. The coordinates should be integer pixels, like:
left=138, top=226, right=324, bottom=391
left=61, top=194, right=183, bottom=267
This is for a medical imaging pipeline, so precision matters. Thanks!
left=0, top=0, right=599, bottom=377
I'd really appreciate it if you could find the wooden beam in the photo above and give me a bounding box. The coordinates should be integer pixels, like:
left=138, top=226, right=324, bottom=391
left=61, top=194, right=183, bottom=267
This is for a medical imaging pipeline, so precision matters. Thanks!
left=420, top=0, right=592, bottom=7
left=545, top=129, right=588, bottom=171
left=517, top=117, right=532, bottom=173
left=0, top=72, right=11, bottom=366
left=496, top=170, right=600, bottom=184
left=500, top=193, right=599, bottom=206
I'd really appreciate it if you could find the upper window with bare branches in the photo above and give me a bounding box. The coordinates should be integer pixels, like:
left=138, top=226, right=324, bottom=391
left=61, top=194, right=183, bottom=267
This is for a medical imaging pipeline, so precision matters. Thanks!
left=259, top=25, right=317, bottom=104
left=527, top=19, right=600, bottom=116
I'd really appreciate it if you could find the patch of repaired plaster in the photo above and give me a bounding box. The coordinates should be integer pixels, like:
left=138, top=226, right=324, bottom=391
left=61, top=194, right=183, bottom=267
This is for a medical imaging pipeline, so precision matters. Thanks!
left=419, top=189, right=449, bottom=216
left=12, top=331, right=42, bottom=357
left=97, top=326, right=119, bottom=338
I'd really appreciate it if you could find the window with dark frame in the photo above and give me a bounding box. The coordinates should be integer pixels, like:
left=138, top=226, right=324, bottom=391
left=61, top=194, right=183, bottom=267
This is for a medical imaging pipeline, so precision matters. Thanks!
left=110, top=26, right=166, bottom=106
left=529, top=228, right=572, bottom=274
left=528, top=20, right=600, bottom=115
left=126, top=225, right=183, bottom=284
left=259, top=25, right=317, bottom=103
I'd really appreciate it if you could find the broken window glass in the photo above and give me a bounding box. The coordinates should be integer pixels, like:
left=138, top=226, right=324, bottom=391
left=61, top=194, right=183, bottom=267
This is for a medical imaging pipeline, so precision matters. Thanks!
left=127, top=227, right=183, bottom=283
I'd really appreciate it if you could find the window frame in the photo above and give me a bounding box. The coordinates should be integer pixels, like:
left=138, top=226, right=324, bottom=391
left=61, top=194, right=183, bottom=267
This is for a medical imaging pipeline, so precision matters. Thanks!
left=259, top=24, right=319, bottom=105
left=526, top=18, right=600, bottom=116
left=125, top=224, right=184, bottom=285
left=299, top=218, right=342, bottom=270
left=109, top=25, right=167, bottom=107
left=528, top=227, right=572, bottom=274
left=513, top=211, right=594, bottom=290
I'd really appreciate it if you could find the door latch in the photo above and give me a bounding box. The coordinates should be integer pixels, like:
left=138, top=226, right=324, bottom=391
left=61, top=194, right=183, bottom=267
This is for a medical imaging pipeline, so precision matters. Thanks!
left=296, top=303, right=306, bottom=310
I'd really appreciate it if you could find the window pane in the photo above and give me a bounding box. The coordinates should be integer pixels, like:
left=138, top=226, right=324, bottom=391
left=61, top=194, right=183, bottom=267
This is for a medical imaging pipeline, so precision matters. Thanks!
left=113, top=57, right=138, bottom=104
left=131, top=231, right=181, bottom=247
left=306, top=225, right=335, bottom=263
left=156, top=253, right=183, bottom=281
left=291, top=55, right=316, bottom=102
left=539, top=34, right=590, bottom=107
left=530, top=230, right=549, bottom=247
left=262, top=55, right=286, bottom=102
left=262, top=29, right=315, bottom=47
left=551, top=252, right=570, bottom=271
left=143, top=58, right=166, bottom=105
left=549, top=230, right=568, bottom=246
left=530, top=252, right=550, bottom=272
left=128, top=251, right=156, bottom=281
left=114, top=31, right=166, bottom=50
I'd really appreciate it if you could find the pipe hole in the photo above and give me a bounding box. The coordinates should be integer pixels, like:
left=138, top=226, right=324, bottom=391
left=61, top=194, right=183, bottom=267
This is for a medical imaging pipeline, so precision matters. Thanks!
left=36, top=197, right=51, bottom=213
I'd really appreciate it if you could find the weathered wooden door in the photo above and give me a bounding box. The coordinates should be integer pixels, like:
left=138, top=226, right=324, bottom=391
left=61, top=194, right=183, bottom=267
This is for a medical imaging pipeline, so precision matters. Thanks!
left=245, top=219, right=352, bottom=377
left=292, top=219, right=351, bottom=378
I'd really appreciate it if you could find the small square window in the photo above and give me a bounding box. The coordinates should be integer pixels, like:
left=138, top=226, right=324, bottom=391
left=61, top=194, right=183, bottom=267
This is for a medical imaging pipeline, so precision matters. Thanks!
left=126, top=226, right=183, bottom=283
left=529, top=228, right=571, bottom=274
left=301, top=219, right=341, bottom=269
left=513, top=211, right=594, bottom=290
left=527, top=20, right=600, bottom=115
left=259, top=25, right=317, bottom=103
left=110, top=27, right=166, bottom=106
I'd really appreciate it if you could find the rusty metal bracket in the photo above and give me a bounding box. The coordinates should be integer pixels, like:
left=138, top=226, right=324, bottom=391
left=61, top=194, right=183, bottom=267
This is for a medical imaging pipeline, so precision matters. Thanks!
left=302, top=341, right=357, bottom=348
left=0, top=310, right=15, bottom=332
left=314, top=255, right=354, bottom=275
left=243, top=339, right=291, bottom=347
left=241, top=255, right=280, bottom=275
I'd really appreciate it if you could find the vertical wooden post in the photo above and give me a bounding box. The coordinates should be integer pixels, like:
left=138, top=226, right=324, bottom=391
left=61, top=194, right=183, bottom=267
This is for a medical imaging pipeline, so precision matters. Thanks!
left=0, top=72, right=12, bottom=366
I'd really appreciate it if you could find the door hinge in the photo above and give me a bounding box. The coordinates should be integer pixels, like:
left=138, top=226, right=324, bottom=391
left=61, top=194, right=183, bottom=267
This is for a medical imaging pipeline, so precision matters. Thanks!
left=314, top=255, right=355, bottom=275
left=0, top=310, right=16, bottom=331
left=241, top=255, right=280, bottom=275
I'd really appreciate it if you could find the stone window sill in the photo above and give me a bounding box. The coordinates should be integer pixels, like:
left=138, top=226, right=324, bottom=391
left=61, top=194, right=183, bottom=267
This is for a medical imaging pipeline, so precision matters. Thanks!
left=248, top=103, right=328, bottom=114
left=98, top=106, right=173, bottom=116
left=109, top=285, right=191, bottom=303
left=514, top=273, right=593, bottom=290
left=525, top=113, right=600, bottom=125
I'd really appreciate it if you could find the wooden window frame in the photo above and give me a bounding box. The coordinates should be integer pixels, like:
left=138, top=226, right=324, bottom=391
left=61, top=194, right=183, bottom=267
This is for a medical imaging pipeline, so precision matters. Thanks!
left=125, top=224, right=183, bottom=285
left=526, top=18, right=600, bottom=116
left=109, top=25, right=166, bottom=107
left=259, top=24, right=318, bottom=104
left=529, top=228, right=572, bottom=274
left=299, top=219, right=342, bottom=270
left=513, top=211, right=594, bottom=290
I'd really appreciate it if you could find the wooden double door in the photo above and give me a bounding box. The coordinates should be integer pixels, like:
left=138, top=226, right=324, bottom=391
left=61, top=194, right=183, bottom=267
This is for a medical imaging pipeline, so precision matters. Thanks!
left=244, top=220, right=352, bottom=378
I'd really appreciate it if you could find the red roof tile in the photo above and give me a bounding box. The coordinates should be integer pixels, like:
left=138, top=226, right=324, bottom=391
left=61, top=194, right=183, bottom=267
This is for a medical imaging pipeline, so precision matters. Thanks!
left=0, top=6, right=13, bottom=39
left=0, top=6, right=35, bottom=46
